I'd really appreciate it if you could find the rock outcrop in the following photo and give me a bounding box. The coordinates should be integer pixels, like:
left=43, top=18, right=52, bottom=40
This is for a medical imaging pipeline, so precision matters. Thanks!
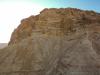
left=0, top=8, right=100, bottom=75
left=9, top=8, right=100, bottom=45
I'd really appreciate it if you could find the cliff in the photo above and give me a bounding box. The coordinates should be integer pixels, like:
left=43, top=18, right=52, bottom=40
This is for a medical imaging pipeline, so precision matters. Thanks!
left=0, top=8, right=100, bottom=75
left=9, top=8, right=100, bottom=44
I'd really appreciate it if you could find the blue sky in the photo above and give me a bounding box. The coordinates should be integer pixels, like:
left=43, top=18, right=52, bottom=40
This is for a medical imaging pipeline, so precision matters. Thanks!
left=0, top=0, right=100, bottom=43
left=30, top=0, right=100, bottom=12
left=1, top=0, right=100, bottom=12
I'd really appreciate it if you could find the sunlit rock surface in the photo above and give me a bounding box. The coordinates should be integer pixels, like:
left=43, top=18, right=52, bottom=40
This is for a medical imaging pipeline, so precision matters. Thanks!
left=0, top=8, right=100, bottom=75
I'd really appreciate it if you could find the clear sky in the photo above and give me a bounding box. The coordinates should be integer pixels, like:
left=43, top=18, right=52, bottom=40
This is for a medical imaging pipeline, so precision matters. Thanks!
left=0, top=0, right=100, bottom=43
left=30, top=0, right=100, bottom=12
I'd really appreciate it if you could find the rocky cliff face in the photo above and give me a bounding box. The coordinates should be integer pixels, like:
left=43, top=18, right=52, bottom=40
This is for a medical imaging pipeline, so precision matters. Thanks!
left=1, top=8, right=100, bottom=75
left=9, top=8, right=100, bottom=45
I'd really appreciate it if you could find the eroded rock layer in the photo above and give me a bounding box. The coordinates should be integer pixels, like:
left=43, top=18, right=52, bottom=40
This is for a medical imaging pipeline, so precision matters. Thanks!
left=0, top=8, right=100, bottom=75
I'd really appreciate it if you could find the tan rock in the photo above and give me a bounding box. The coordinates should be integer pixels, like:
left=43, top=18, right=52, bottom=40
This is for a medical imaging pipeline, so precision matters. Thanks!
left=0, top=8, right=100, bottom=75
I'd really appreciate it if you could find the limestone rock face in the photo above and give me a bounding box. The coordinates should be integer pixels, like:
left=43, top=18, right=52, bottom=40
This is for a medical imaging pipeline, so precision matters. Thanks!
left=9, top=8, right=100, bottom=44
left=1, top=8, right=100, bottom=75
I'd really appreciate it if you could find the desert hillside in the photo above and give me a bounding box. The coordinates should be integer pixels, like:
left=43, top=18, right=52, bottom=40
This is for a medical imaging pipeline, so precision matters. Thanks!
left=0, top=8, right=100, bottom=75
left=0, top=43, right=7, bottom=49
